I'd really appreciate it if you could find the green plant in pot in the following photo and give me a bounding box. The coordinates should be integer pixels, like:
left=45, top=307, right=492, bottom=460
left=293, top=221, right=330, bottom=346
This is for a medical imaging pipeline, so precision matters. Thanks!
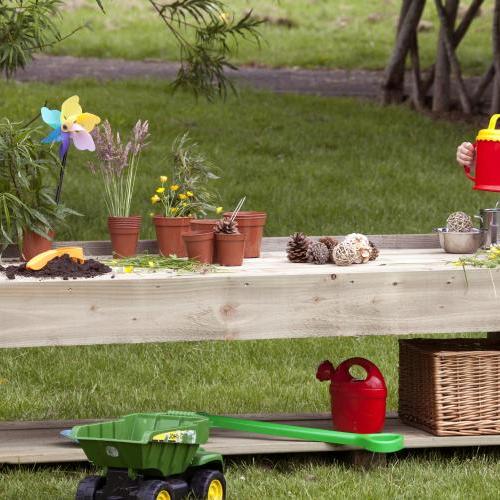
left=150, top=133, right=221, bottom=257
left=0, top=119, right=79, bottom=260
left=87, top=120, right=149, bottom=258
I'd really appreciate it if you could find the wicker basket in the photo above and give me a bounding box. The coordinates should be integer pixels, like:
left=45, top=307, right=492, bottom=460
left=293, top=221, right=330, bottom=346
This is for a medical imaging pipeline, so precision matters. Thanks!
left=399, top=338, right=500, bottom=436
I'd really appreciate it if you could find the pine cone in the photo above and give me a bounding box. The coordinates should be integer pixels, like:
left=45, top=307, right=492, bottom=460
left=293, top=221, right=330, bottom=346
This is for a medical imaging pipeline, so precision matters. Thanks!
left=215, top=217, right=238, bottom=234
left=287, top=232, right=310, bottom=263
left=369, top=240, right=379, bottom=261
left=319, top=236, right=339, bottom=250
left=306, top=241, right=330, bottom=265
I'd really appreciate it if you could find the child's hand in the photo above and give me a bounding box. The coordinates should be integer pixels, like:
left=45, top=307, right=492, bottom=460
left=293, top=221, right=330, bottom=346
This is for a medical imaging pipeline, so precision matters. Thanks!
left=456, top=142, right=476, bottom=168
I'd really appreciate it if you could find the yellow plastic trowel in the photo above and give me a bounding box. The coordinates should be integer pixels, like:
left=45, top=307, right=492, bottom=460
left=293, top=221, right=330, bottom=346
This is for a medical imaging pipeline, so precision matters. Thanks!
left=26, top=247, right=85, bottom=270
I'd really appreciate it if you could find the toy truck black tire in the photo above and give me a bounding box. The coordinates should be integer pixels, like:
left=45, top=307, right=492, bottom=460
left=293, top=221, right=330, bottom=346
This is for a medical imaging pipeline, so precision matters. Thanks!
left=75, top=475, right=105, bottom=500
left=137, top=479, right=188, bottom=500
left=190, top=469, right=226, bottom=500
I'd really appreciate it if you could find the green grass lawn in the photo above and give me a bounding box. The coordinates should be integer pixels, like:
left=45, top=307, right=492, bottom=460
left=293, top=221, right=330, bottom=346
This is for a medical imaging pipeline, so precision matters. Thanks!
left=0, top=80, right=497, bottom=498
left=50, top=0, right=494, bottom=74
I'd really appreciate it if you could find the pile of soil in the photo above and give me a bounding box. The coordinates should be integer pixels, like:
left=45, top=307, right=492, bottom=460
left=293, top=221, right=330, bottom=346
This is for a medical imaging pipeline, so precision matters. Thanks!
left=0, top=254, right=112, bottom=280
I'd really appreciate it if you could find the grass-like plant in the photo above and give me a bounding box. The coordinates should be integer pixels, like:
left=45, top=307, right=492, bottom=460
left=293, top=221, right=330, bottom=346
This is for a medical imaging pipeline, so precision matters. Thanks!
left=150, top=133, right=222, bottom=218
left=0, top=118, right=79, bottom=253
left=87, top=120, right=149, bottom=218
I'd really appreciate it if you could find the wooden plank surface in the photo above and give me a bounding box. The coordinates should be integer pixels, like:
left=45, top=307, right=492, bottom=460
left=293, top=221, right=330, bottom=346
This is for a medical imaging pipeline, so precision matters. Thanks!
left=2, top=234, right=440, bottom=259
left=1, top=247, right=500, bottom=348
left=1, top=413, right=500, bottom=465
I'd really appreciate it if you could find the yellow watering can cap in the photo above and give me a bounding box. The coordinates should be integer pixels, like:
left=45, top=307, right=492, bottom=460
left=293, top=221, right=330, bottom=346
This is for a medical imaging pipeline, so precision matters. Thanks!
left=477, top=114, right=500, bottom=142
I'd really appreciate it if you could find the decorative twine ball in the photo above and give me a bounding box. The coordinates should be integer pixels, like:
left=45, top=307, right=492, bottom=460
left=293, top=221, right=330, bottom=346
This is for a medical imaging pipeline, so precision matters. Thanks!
left=306, top=241, right=330, bottom=265
left=446, top=211, right=473, bottom=232
left=332, top=240, right=357, bottom=266
left=343, top=233, right=371, bottom=264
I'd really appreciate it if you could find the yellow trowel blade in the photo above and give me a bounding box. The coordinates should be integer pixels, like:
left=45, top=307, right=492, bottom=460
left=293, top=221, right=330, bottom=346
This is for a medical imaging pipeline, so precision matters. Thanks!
left=26, top=247, right=85, bottom=270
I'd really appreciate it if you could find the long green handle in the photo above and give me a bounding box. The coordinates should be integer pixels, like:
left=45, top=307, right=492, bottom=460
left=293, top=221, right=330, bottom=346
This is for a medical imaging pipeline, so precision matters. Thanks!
left=203, top=414, right=404, bottom=453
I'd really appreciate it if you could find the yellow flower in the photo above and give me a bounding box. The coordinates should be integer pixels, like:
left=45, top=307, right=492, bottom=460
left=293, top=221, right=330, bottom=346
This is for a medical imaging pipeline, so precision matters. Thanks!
left=178, top=193, right=187, bottom=200
left=182, top=202, right=188, bottom=207
left=148, top=261, right=155, bottom=268
left=160, top=175, right=168, bottom=183
left=170, top=207, right=178, bottom=214
left=216, top=206, right=223, bottom=214
left=151, top=194, right=160, bottom=204
left=170, top=184, right=180, bottom=191
left=156, top=187, right=165, bottom=194
left=124, top=266, right=134, bottom=273
left=186, top=191, right=194, bottom=197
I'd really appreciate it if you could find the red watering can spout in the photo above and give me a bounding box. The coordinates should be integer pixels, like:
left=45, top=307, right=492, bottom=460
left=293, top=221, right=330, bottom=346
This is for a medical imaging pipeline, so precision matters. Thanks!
left=316, top=360, right=335, bottom=381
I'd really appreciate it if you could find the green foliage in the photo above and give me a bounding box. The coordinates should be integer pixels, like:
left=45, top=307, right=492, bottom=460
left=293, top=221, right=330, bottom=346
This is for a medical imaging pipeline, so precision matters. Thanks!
left=0, top=119, right=79, bottom=252
left=0, top=0, right=77, bottom=78
left=152, top=132, right=221, bottom=218
left=149, top=0, right=262, bottom=98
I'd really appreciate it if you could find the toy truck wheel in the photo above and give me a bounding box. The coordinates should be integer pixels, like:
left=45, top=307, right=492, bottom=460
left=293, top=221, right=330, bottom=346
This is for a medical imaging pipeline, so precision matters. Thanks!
left=137, top=479, right=188, bottom=500
left=190, top=470, right=226, bottom=500
left=75, top=475, right=105, bottom=500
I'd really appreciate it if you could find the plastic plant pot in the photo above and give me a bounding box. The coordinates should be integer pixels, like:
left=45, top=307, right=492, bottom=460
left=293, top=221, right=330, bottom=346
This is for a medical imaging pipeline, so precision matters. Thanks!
left=182, top=231, right=214, bottom=264
left=215, top=232, right=246, bottom=266
left=108, top=216, right=142, bottom=258
left=223, top=211, right=267, bottom=258
left=22, top=229, right=54, bottom=261
left=153, top=216, right=191, bottom=258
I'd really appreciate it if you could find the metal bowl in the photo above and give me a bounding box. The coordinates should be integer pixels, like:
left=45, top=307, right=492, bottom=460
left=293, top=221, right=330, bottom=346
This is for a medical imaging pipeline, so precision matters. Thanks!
left=435, top=228, right=485, bottom=254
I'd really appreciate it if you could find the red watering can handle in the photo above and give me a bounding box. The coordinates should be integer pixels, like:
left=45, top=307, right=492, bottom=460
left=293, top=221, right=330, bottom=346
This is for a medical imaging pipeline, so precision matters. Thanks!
left=333, top=357, right=386, bottom=386
left=463, top=142, right=477, bottom=183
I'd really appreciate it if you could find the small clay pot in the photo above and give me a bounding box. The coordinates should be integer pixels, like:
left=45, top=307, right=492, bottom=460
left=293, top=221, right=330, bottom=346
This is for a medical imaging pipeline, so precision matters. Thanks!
left=190, top=218, right=218, bottom=234
left=153, top=216, right=191, bottom=257
left=22, top=229, right=54, bottom=261
left=108, top=216, right=142, bottom=258
left=223, top=211, right=267, bottom=258
left=215, top=232, right=246, bottom=266
left=182, top=231, right=214, bottom=264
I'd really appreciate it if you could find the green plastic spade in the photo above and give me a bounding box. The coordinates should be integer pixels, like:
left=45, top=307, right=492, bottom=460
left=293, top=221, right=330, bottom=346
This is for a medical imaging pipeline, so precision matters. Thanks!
left=204, top=414, right=404, bottom=453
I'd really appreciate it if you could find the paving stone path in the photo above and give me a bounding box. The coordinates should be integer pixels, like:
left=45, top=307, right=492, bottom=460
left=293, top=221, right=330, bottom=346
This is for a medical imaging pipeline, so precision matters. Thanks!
left=14, top=55, right=384, bottom=98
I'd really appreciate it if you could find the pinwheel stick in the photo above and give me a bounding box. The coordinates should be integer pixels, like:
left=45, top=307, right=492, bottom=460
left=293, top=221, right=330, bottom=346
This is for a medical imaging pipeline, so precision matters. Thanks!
left=55, top=151, right=68, bottom=205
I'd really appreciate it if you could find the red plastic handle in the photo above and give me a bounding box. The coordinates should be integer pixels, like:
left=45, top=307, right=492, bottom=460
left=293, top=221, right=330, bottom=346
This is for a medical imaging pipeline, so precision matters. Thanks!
left=332, top=357, right=386, bottom=387
left=463, top=142, right=476, bottom=182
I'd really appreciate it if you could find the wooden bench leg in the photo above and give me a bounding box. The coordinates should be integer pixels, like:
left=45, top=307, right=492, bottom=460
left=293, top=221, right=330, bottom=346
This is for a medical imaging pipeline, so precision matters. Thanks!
left=347, top=450, right=387, bottom=469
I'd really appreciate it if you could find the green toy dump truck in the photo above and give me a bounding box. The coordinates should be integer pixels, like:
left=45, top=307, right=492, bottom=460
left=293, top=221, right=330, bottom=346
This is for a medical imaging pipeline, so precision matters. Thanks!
left=73, top=411, right=225, bottom=500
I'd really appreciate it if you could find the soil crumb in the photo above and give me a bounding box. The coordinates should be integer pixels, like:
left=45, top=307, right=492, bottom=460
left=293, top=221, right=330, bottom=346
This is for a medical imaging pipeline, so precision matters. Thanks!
left=0, top=254, right=112, bottom=280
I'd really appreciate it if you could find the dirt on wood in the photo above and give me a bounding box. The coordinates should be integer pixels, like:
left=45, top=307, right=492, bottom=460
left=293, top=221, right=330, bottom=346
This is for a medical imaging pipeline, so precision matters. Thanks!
left=0, top=254, right=112, bottom=280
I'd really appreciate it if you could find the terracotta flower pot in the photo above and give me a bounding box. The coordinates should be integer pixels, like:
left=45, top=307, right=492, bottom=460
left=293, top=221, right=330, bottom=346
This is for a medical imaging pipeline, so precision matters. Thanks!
left=108, top=216, right=142, bottom=258
left=223, top=211, right=267, bottom=258
left=190, top=218, right=218, bottom=261
left=153, top=216, right=191, bottom=257
left=22, top=229, right=54, bottom=261
left=182, top=231, right=214, bottom=264
left=190, top=218, right=218, bottom=233
left=215, top=232, right=246, bottom=266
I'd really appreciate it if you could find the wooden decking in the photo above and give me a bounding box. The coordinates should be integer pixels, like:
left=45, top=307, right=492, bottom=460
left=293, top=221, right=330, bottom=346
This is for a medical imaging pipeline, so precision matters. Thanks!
left=2, top=413, right=500, bottom=465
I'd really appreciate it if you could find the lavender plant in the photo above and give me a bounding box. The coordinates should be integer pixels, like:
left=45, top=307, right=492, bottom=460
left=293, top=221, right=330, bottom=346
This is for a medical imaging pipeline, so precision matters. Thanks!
left=88, top=120, right=149, bottom=217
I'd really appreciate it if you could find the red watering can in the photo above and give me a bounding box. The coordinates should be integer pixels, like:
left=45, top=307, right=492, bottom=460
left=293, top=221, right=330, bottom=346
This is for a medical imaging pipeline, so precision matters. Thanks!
left=464, top=114, right=500, bottom=192
left=316, top=357, right=387, bottom=434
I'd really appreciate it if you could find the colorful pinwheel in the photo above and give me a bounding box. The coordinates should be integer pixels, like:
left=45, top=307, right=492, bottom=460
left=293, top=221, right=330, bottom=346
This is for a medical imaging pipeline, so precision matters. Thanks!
left=41, top=95, right=101, bottom=159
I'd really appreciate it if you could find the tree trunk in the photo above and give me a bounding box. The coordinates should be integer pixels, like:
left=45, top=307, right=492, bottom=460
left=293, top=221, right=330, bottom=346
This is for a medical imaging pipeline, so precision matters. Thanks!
left=423, top=0, right=484, bottom=100
left=382, top=0, right=426, bottom=105
left=410, top=32, right=424, bottom=110
left=433, top=0, right=459, bottom=112
left=434, top=0, right=472, bottom=113
left=491, top=0, right=500, bottom=114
